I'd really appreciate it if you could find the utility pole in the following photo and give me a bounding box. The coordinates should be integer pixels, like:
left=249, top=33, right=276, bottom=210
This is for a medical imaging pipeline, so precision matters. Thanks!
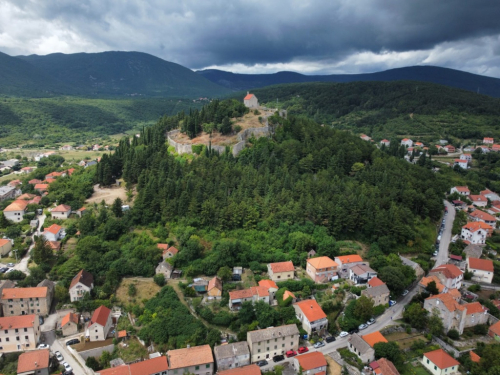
left=13, top=249, right=18, bottom=263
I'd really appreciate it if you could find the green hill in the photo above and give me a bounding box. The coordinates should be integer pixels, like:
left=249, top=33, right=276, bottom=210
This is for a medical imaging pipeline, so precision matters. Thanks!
left=241, top=81, right=500, bottom=142
left=17, top=51, right=230, bottom=98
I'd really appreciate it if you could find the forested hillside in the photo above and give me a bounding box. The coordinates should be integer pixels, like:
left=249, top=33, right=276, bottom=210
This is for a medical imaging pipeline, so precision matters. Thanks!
left=244, top=81, right=500, bottom=141
left=97, top=108, right=447, bottom=278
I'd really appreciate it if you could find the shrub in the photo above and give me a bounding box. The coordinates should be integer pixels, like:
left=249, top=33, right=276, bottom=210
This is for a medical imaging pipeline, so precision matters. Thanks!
left=474, top=325, right=488, bottom=335
left=153, top=274, right=166, bottom=287
left=468, top=284, right=481, bottom=292
left=447, top=329, right=460, bottom=340
left=234, top=125, right=242, bottom=133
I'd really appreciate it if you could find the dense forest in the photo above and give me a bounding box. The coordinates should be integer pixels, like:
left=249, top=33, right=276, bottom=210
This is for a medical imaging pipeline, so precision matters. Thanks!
left=244, top=81, right=500, bottom=141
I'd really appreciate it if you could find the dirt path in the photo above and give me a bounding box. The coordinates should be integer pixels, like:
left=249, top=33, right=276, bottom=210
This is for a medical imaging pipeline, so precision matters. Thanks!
left=86, top=184, right=129, bottom=205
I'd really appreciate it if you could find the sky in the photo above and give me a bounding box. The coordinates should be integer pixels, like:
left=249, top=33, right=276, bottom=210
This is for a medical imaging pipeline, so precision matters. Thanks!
left=1, top=0, right=500, bottom=77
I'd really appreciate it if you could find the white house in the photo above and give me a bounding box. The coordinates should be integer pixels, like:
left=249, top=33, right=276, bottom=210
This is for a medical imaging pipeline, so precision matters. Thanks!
left=380, top=139, right=390, bottom=147
left=42, top=224, right=63, bottom=242
left=450, top=186, right=470, bottom=196
left=460, top=153, right=472, bottom=162
left=467, top=257, right=494, bottom=284
left=423, top=349, right=459, bottom=375
left=461, top=222, right=492, bottom=245
left=292, top=352, right=327, bottom=375
left=484, top=137, right=494, bottom=144
left=428, top=264, right=463, bottom=290
left=401, top=138, right=413, bottom=147
left=481, top=189, right=500, bottom=202
left=293, top=299, right=328, bottom=336
left=3, top=199, right=28, bottom=222
left=470, top=195, right=488, bottom=207
left=469, top=209, right=497, bottom=229
left=453, top=159, right=468, bottom=169
left=69, top=269, right=94, bottom=302
left=87, top=305, right=112, bottom=341
left=228, top=286, right=269, bottom=310
left=349, top=264, right=377, bottom=284
left=51, top=204, right=72, bottom=220
left=243, top=92, right=259, bottom=108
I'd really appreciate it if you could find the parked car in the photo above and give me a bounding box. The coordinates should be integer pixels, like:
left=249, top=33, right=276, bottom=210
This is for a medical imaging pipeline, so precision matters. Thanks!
left=313, top=341, right=325, bottom=348
left=402, top=290, right=409, bottom=296
left=6, top=268, right=15, bottom=273
left=285, top=350, right=297, bottom=358
left=325, top=336, right=336, bottom=343
left=298, top=346, right=309, bottom=354
left=39, top=316, right=44, bottom=325
left=367, top=318, right=376, bottom=325
left=273, top=355, right=285, bottom=363
left=256, top=360, right=268, bottom=367
left=433, top=251, right=438, bottom=256
left=0, top=267, right=8, bottom=273
left=348, top=328, right=359, bottom=334
left=55, top=351, right=64, bottom=362
left=6, top=263, right=14, bottom=267
left=389, top=300, right=397, bottom=306
left=63, top=362, right=73, bottom=372
left=66, top=339, right=79, bottom=346
left=37, top=344, right=49, bottom=349
left=358, top=323, right=368, bottom=330
left=339, top=331, right=349, bottom=338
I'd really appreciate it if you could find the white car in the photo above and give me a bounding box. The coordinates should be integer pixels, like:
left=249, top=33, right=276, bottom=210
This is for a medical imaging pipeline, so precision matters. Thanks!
left=55, top=351, right=64, bottom=362
left=6, top=263, right=14, bottom=267
left=339, top=331, right=349, bottom=338
left=6, top=268, right=15, bottom=273
left=63, top=362, right=73, bottom=372
left=358, top=323, right=368, bottom=330
left=402, top=290, right=409, bottom=296
left=367, top=318, right=376, bottom=325
left=37, top=343, right=49, bottom=349
left=390, top=300, right=397, bottom=306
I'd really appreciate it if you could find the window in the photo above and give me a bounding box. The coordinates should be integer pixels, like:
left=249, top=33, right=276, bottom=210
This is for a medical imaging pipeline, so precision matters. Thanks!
left=5, top=338, right=9, bottom=342
left=275, top=338, right=277, bottom=342
left=206, top=364, right=210, bottom=369
left=3, top=330, right=6, bottom=334
left=274, top=345, right=277, bottom=349
left=25, top=336, right=28, bottom=339
left=282, top=344, right=285, bottom=348
left=267, top=347, right=269, bottom=351
left=195, top=366, right=199, bottom=370
left=434, top=366, right=437, bottom=370
left=16, top=336, right=19, bottom=341
left=14, top=329, right=18, bottom=333
left=24, top=328, right=27, bottom=332
left=258, top=349, right=261, bottom=353
left=426, top=359, right=429, bottom=364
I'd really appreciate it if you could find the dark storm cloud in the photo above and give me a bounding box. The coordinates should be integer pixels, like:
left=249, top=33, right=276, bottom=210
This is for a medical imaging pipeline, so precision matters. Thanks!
left=1, top=0, right=500, bottom=76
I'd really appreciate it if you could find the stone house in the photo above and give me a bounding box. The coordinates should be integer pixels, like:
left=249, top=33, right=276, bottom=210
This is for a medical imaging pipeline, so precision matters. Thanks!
left=207, top=276, right=222, bottom=299
left=156, top=260, right=173, bottom=279
left=258, top=279, right=278, bottom=303
left=243, top=92, right=259, bottom=108
left=464, top=244, right=483, bottom=260
left=247, top=324, right=299, bottom=362
left=424, top=293, right=466, bottom=334
left=463, top=302, right=489, bottom=329
left=399, top=255, right=425, bottom=279
left=1, top=286, right=52, bottom=317
left=17, top=349, right=50, bottom=375
left=0, top=314, right=40, bottom=353
left=69, top=269, right=94, bottom=302
left=61, top=312, right=80, bottom=336
left=293, top=299, right=328, bottom=335
left=213, top=341, right=250, bottom=371
left=167, top=344, right=214, bottom=375
left=334, top=255, right=364, bottom=271
left=348, top=331, right=387, bottom=363
left=87, top=305, right=112, bottom=341
left=306, top=256, right=338, bottom=283
left=0, top=185, right=16, bottom=202
left=267, top=261, right=294, bottom=282
left=361, top=282, right=390, bottom=306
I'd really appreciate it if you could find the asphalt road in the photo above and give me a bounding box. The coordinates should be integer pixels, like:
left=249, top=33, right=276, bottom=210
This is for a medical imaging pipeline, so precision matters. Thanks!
left=435, top=200, right=455, bottom=268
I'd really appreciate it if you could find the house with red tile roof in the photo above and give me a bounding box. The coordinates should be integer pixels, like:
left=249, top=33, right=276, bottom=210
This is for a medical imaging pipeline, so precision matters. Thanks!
left=61, top=312, right=80, bottom=336
left=453, top=159, right=468, bottom=169
left=450, top=186, right=470, bottom=196
left=444, top=145, right=456, bottom=153
left=228, top=286, right=269, bottom=310
left=428, top=264, right=463, bottom=290
left=258, top=279, right=278, bottom=302
left=367, top=277, right=385, bottom=288
left=400, top=138, right=413, bottom=147
left=45, top=171, right=65, bottom=180
left=1, top=287, right=52, bottom=316
left=461, top=222, right=492, bottom=244
left=464, top=302, right=489, bottom=329
left=360, top=134, right=372, bottom=141
left=218, top=364, right=260, bottom=375
left=423, top=349, right=459, bottom=375
left=293, top=351, right=327, bottom=375
left=370, top=358, right=400, bottom=375
left=17, top=349, right=50, bottom=375
left=207, top=276, right=222, bottom=299
left=87, top=305, right=112, bottom=341
left=481, top=188, right=500, bottom=201
left=306, top=256, right=338, bottom=283
left=7, top=179, right=22, bottom=188
left=283, top=290, right=296, bottom=303
left=243, top=92, right=259, bottom=108
left=470, top=194, right=488, bottom=207
left=267, top=261, right=294, bottom=282
left=293, top=299, right=328, bottom=335
left=42, top=223, right=63, bottom=242
left=418, top=276, right=446, bottom=294
left=167, top=345, right=214, bottom=375
left=0, top=314, right=40, bottom=353
left=492, top=145, right=500, bottom=152
left=467, top=257, right=494, bottom=283
left=380, top=139, right=390, bottom=147
left=469, top=209, right=497, bottom=229
left=164, top=246, right=179, bottom=258
left=97, top=356, right=169, bottom=375
left=460, top=153, right=473, bottom=162
left=470, top=351, right=481, bottom=363
left=51, top=203, right=72, bottom=220
left=484, top=137, right=494, bottom=144
left=334, top=254, right=364, bottom=269
left=28, top=178, right=43, bottom=185
left=489, top=320, right=500, bottom=340
left=0, top=238, right=12, bottom=256
left=348, top=331, right=387, bottom=363
left=34, top=183, right=49, bottom=193
left=3, top=199, right=28, bottom=222
left=69, top=269, right=94, bottom=302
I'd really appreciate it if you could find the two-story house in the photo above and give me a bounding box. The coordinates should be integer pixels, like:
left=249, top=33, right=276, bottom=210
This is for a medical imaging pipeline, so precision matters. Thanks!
left=424, top=293, right=466, bottom=334
left=87, top=305, right=112, bottom=341
left=207, top=276, right=223, bottom=300
left=247, top=324, right=299, bottom=363
left=258, top=280, right=278, bottom=303
left=361, top=279, right=390, bottom=306
left=306, top=256, right=338, bottom=283
left=469, top=210, right=497, bottom=229
left=470, top=195, right=488, bottom=207
left=463, top=302, right=489, bottom=329
left=51, top=204, right=72, bottom=220
left=228, top=287, right=269, bottom=310
left=423, top=349, right=459, bottom=375
left=461, top=222, right=492, bottom=244
left=214, top=341, right=250, bottom=371
left=1, top=287, right=52, bottom=317
left=3, top=199, right=28, bottom=222
left=348, top=331, right=387, bottom=363
left=450, top=186, right=470, bottom=196
left=334, top=255, right=364, bottom=271
left=293, top=299, right=328, bottom=336
left=42, top=224, right=63, bottom=242
left=467, top=258, right=494, bottom=284
left=267, top=261, right=294, bottom=282
left=167, top=345, right=214, bottom=375
left=0, top=314, right=40, bottom=353
left=401, top=139, right=413, bottom=147
left=349, top=264, right=377, bottom=284
left=428, top=264, right=463, bottom=290
left=69, top=269, right=94, bottom=302
left=17, top=349, right=50, bottom=375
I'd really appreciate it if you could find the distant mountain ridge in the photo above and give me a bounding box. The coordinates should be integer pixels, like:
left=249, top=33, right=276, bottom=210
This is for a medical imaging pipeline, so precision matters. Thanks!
left=0, top=51, right=230, bottom=98
left=198, top=66, right=500, bottom=98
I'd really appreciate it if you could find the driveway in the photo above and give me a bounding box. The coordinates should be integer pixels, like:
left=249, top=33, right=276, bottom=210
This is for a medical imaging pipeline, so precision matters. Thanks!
left=435, top=201, right=455, bottom=267
left=51, top=336, right=88, bottom=375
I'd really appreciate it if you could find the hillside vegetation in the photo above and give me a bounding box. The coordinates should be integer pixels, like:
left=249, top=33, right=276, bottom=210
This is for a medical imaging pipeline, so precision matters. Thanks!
left=244, top=81, right=500, bottom=141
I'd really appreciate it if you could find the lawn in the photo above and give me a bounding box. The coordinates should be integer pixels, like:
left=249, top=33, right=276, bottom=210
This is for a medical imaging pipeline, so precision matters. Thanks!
left=116, top=277, right=161, bottom=307
left=384, top=332, right=429, bottom=350
left=115, top=337, right=148, bottom=362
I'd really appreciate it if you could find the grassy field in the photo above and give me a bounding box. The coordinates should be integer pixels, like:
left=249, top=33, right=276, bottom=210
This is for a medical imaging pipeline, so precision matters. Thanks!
left=116, top=277, right=161, bottom=307
left=385, top=332, right=428, bottom=350
left=115, top=337, right=148, bottom=362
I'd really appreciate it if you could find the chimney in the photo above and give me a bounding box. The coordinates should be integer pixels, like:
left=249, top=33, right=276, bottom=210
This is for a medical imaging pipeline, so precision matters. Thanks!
left=247, top=91, right=249, bottom=95
left=187, top=344, right=190, bottom=348
left=35, top=362, right=38, bottom=368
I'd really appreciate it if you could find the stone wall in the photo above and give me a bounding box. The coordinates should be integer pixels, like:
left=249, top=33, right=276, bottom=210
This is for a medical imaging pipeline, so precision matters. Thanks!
left=237, top=126, right=270, bottom=142
left=78, top=343, right=115, bottom=360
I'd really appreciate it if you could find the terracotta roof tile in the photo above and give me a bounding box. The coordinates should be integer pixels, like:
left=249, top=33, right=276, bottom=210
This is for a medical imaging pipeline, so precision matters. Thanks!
left=250, top=286, right=269, bottom=297
left=167, top=246, right=179, bottom=255
left=244, top=93, right=254, bottom=100
left=3, top=199, right=28, bottom=212
left=218, top=364, right=261, bottom=375
left=362, top=331, right=388, bottom=347
left=118, top=330, right=127, bottom=338
left=208, top=276, right=222, bottom=292
left=424, top=349, right=459, bottom=369
left=470, top=210, right=496, bottom=222
left=157, top=243, right=169, bottom=250
left=258, top=279, right=278, bottom=290
left=430, top=264, right=463, bottom=279
left=470, top=351, right=481, bottom=363
left=454, top=186, right=470, bottom=193
left=52, top=204, right=71, bottom=212
left=44, top=223, right=62, bottom=235
left=168, top=345, right=213, bottom=369
left=34, top=183, right=49, bottom=190
left=376, top=358, right=400, bottom=375
left=368, top=277, right=385, bottom=287
left=296, top=352, right=327, bottom=370
left=0, top=314, right=37, bottom=330
left=490, top=321, right=500, bottom=337
left=129, top=356, right=169, bottom=375
left=307, top=256, right=338, bottom=269
left=335, top=255, right=363, bottom=264
left=98, top=365, right=131, bottom=375
left=90, top=305, right=111, bottom=327
left=419, top=276, right=445, bottom=293
left=61, top=312, right=79, bottom=327
left=269, top=261, right=294, bottom=273
left=426, top=293, right=465, bottom=312
left=1, top=287, right=48, bottom=299
left=229, top=289, right=255, bottom=300
left=294, top=299, right=327, bottom=322
left=17, top=349, right=50, bottom=373
left=465, top=302, right=488, bottom=315
left=468, top=257, right=494, bottom=272
left=0, top=239, right=11, bottom=247
left=283, top=290, right=296, bottom=300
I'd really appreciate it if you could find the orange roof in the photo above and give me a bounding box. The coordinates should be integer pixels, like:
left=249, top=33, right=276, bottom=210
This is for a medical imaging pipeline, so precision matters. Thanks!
left=430, top=264, right=463, bottom=279
left=269, top=261, right=294, bottom=273
left=426, top=293, right=465, bottom=312
left=470, top=351, right=481, bottom=363
left=294, top=299, right=327, bottom=322
left=98, top=366, right=131, bottom=375
left=424, top=349, right=459, bottom=369
left=470, top=209, right=496, bottom=222
left=52, top=204, right=71, bottom=212
left=218, top=364, right=261, bottom=375
left=402, top=138, right=410, bottom=141
left=34, top=183, right=49, bottom=190
left=29, top=179, right=42, bottom=184
left=376, top=358, right=400, bottom=375
left=335, top=254, right=363, bottom=264
left=76, top=207, right=86, bottom=212
left=296, top=352, right=327, bottom=370
left=381, top=139, right=389, bottom=142
left=3, top=199, right=28, bottom=212
left=454, top=186, right=470, bottom=193
left=250, top=286, right=269, bottom=298
left=283, top=290, right=296, bottom=300
left=90, top=305, right=111, bottom=327
left=0, top=239, right=11, bottom=247
left=244, top=93, right=254, bottom=100
left=157, top=243, right=169, bottom=250
left=18, top=349, right=50, bottom=373
left=470, top=195, right=488, bottom=202
left=454, top=159, right=466, bottom=163
left=463, top=221, right=493, bottom=232
left=468, top=257, right=494, bottom=272
left=465, top=302, right=487, bottom=315
left=208, top=276, right=222, bottom=291
left=362, top=331, right=388, bottom=347
left=129, top=356, right=169, bottom=375
left=448, top=288, right=461, bottom=299
left=44, top=223, right=62, bottom=235
left=61, top=312, right=79, bottom=327
left=419, top=276, right=445, bottom=293
left=48, top=241, right=61, bottom=250
left=118, top=330, right=127, bottom=338
left=368, top=277, right=385, bottom=287
left=17, top=193, right=35, bottom=200
left=489, top=321, right=500, bottom=336
left=2, top=287, right=48, bottom=300
left=307, top=256, right=338, bottom=269
left=0, top=314, right=37, bottom=329
left=258, top=279, right=278, bottom=290
left=168, top=345, right=213, bottom=369
left=229, top=288, right=255, bottom=300
left=167, top=246, right=179, bottom=255
left=485, top=137, right=494, bottom=141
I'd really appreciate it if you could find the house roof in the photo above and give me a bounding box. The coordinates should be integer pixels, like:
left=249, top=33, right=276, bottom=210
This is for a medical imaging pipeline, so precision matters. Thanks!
left=247, top=324, right=299, bottom=343
left=70, top=269, right=94, bottom=289
left=294, top=299, right=327, bottom=322
left=76, top=207, right=86, bottom=212
left=250, top=286, right=269, bottom=298
left=368, top=277, right=385, bottom=287
left=350, top=264, right=375, bottom=276
left=44, top=223, right=62, bottom=235
left=61, top=312, right=79, bottom=327
left=362, top=331, right=388, bottom=347
left=208, top=276, right=222, bottom=291
left=307, top=256, right=338, bottom=269
left=229, top=288, right=255, bottom=300
left=454, top=186, right=470, bottom=193
left=468, top=257, right=494, bottom=272
left=470, top=195, right=488, bottom=202
left=335, top=254, right=363, bottom=264
left=214, top=341, right=249, bottom=360
left=296, top=352, right=327, bottom=370
left=283, top=290, right=296, bottom=300
left=447, top=288, right=461, bottom=299
left=426, top=293, right=465, bottom=312
left=449, top=254, right=462, bottom=261
left=381, top=139, right=389, bottom=142
left=167, top=246, right=179, bottom=255
left=17, top=349, right=50, bottom=373
left=244, top=93, right=255, bottom=100
left=490, top=321, right=500, bottom=337
left=48, top=241, right=61, bottom=250
left=34, top=183, right=49, bottom=190
left=129, top=356, right=169, bottom=375
left=363, top=284, right=390, bottom=298
left=157, top=243, right=169, bottom=250
left=484, top=137, right=494, bottom=141
left=90, top=305, right=111, bottom=327
left=463, top=221, right=493, bottom=232
left=470, top=351, right=481, bottom=363
left=29, top=179, right=42, bottom=184
left=167, top=345, right=214, bottom=369
left=376, top=358, right=400, bottom=375
left=424, top=349, right=460, bottom=369
left=269, top=261, right=294, bottom=273
left=0, top=239, right=11, bottom=247
left=1, top=287, right=48, bottom=300
left=258, top=279, right=278, bottom=290
left=117, top=330, right=127, bottom=338
left=454, top=159, right=467, bottom=163
left=52, top=204, right=71, bottom=212
left=419, top=276, right=445, bottom=293
left=465, top=302, right=487, bottom=315
left=0, top=314, right=37, bottom=329
left=17, top=193, right=35, bottom=200
left=402, top=138, right=410, bottom=141
left=348, top=333, right=371, bottom=354
left=430, top=264, right=463, bottom=279
left=218, top=365, right=260, bottom=375
left=3, top=199, right=28, bottom=212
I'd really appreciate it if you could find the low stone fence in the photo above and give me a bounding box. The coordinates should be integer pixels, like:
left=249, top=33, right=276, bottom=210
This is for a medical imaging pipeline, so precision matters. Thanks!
left=78, top=343, right=115, bottom=360
left=432, top=336, right=468, bottom=357
left=236, top=126, right=270, bottom=142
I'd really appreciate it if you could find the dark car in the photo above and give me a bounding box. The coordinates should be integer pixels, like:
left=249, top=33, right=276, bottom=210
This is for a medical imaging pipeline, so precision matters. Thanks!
left=39, top=316, right=44, bottom=325
left=255, top=360, right=268, bottom=367
left=273, top=355, right=285, bottom=363
left=0, top=267, right=8, bottom=273
left=66, top=339, right=79, bottom=346
left=325, top=336, right=336, bottom=343
left=348, top=328, right=359, bottom=334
